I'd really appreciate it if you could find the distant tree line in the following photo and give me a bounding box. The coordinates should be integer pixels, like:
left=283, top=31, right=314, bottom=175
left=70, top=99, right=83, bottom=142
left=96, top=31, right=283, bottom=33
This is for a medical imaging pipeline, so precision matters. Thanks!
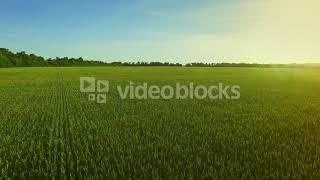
left=185, top=62, right=320, bottom=68
left=0, top=48, right=182, bottom=67
left=0, top=48, right=107, bottom=67
left=108, top=61, right=182, bottom=67
left=1, top=48, right=319, bottom=68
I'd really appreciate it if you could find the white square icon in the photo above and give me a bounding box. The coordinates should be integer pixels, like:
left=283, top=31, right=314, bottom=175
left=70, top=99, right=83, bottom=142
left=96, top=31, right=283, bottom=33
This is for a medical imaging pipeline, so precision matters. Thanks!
left=80, top=77, right=109, bottom=104
left=97, top=94, right=107, bottom=104
left=80, top=77, right=95, bottom=92
left=97, top=80, right=109, bottom=92
left=88, top=94, right=96, bottom=101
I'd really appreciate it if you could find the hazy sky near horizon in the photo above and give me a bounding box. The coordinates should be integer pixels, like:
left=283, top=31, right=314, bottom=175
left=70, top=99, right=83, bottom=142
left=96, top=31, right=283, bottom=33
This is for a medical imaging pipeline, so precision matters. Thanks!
left=1, top=0, right=319, bottom=63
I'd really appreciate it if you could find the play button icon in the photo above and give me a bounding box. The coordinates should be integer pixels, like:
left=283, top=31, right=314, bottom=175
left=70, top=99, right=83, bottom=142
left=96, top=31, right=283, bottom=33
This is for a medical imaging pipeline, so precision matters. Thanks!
left=97, top=80, right=109, bottom=92
left=80, top=77, right=95, bottom=92
left=97, top=94, right=107, bottom=103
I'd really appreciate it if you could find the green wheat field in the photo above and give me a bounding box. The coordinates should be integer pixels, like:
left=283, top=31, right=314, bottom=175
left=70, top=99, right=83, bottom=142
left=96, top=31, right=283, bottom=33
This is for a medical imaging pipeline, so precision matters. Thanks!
left=0, top=67, right=320, bottom=178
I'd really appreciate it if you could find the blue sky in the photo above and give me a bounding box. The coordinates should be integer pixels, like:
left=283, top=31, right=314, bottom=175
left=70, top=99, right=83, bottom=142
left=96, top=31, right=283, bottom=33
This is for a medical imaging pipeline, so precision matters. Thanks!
left=1, top=0, right=319, bottom=63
